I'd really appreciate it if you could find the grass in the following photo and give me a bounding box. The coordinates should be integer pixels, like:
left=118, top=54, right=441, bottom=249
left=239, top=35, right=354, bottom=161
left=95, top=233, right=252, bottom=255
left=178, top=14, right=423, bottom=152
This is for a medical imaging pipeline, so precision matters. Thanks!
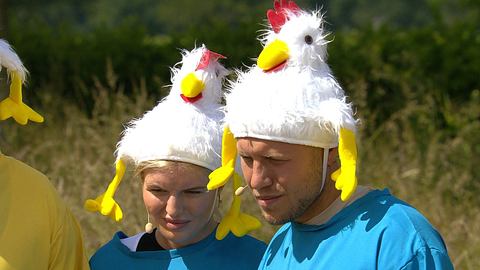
left=1, top=70, right=478, bottom=269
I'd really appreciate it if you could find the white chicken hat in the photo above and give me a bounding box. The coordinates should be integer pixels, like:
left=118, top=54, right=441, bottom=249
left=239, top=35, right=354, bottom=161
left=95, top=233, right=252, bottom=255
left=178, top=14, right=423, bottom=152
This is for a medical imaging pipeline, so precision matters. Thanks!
left=0, top=39, right=44, bottom=125
left=85, top=45, right=228, bottom=223
left=208, top=0, right=358, bottom=208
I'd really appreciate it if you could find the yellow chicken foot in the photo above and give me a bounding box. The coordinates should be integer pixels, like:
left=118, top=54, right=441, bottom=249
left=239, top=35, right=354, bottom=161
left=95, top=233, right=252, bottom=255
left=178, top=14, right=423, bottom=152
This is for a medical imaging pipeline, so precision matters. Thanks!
left=215, top=173, right=261, bottom=240
left=84, top=159, right=126, bottom=222
left=0, top=71, right=44, bottom=124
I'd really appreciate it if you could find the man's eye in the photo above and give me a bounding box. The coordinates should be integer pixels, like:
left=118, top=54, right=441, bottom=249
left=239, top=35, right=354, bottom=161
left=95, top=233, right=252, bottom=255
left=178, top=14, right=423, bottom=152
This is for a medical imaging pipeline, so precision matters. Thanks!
left=185, top=189, right=208, bottom=195
left=266, top=156, right=287, bottom=163
left=148, top=188, right=167, bottom=193
left=241, top=156, right=253, bottom=163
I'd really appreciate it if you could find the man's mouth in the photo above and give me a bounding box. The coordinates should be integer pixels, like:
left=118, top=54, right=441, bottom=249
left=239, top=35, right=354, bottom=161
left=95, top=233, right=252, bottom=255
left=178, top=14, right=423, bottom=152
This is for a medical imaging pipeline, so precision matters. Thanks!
left=256, top=195, right=282, bottom=208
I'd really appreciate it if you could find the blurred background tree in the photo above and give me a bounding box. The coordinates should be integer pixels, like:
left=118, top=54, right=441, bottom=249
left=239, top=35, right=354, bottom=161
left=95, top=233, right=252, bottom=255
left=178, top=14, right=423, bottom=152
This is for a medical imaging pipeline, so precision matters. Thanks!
left=0, top=0, right=7, bottom=37
left=4, top=0, right=478, bottom=107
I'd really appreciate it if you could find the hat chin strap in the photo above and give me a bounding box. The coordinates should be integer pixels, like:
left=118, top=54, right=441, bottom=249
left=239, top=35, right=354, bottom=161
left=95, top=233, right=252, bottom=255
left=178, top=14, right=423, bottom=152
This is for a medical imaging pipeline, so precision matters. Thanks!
left=320, top=147, right=329, bottom=194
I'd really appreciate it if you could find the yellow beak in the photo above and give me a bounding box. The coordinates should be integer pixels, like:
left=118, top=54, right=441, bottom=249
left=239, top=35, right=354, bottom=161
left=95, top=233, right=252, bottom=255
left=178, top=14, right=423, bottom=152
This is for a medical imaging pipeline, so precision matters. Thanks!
left=181, top=72, right=205, bottom=98
left=257, top=39, right=289, bottom=71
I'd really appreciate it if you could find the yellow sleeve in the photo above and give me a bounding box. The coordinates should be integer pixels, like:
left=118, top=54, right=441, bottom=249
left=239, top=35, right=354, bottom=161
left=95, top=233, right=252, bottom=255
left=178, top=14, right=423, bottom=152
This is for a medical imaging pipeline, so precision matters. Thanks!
left=48, top=202, right=90, bottom=270
left=0, top=154, right=90, bottom=270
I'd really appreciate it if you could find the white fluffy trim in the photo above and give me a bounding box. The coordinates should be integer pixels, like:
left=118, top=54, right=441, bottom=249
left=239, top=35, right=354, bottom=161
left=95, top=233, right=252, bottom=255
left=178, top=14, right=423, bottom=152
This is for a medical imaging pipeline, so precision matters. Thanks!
left=259, top=10, right=331, bottom=72
left=0, top=39, right=27, bottom=82
left=168, top=45, right=229, bottom=108
left=117, top=99, right=223, bottom=171
left=225, top=67, right=357, bottom=148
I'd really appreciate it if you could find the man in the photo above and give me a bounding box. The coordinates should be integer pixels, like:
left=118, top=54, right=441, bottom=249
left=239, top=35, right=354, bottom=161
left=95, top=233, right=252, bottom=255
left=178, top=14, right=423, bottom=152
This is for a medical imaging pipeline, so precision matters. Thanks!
left=0, top=39, right=89, bottom=270
left=208, top=1, right=454, bottom=269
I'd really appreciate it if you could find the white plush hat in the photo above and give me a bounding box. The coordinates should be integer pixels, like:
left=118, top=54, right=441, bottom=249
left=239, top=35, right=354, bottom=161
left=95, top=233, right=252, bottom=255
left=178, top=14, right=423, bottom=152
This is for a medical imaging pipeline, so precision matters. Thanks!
left=0, top=39, right=27, bottom=81
left=85, top=45, right=228, bottom=222
left=226, top=67, right=356, bottom=149
left=0, top=39, right=43, bottom=125
left=208, top=0, right=358, bottom=212
left=116, top=45, right=227, bottom=170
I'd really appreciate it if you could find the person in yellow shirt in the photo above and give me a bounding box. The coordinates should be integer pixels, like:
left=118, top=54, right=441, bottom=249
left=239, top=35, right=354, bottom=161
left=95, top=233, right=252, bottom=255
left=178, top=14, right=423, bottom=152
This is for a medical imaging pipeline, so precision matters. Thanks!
left=0, top=39, right=89, bottom=270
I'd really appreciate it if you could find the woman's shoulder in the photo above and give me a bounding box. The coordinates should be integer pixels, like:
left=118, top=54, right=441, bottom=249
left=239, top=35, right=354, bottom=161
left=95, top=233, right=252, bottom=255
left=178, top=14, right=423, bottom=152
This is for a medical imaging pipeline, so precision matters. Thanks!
left=218, top=233, right=267, bottom=256
left=195, top=233, right=266, bottom=269
left=89, top=232, right=131, bottom=266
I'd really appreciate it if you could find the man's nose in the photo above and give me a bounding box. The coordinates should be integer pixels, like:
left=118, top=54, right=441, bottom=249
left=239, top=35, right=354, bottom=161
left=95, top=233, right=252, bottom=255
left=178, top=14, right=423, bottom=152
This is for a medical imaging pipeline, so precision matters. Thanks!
left=249, top=161, right=272, bottom=190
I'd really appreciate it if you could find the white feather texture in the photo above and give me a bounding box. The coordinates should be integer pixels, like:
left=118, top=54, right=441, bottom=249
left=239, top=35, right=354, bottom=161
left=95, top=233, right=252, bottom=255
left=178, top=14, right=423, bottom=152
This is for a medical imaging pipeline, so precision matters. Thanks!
left=168, top=45, right=228, bottom=108
left=116, top=46, right=226, bottom=170
left=260, top=10, right=331, bottom=73
left=0, top=39, right=28, bottom=82
left=225, top=65, right=356, bottom=149
left=224, top=7, right=356, bottom=148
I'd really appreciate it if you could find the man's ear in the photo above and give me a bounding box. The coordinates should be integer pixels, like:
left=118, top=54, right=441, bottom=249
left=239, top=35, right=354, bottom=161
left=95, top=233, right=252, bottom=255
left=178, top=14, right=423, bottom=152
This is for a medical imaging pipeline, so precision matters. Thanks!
left=328, top=147, right=339, bottom=167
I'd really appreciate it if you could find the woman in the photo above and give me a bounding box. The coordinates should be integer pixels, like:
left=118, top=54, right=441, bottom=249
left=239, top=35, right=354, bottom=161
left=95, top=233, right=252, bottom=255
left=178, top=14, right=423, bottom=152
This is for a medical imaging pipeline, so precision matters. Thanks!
left=86, top=45, right=266, bottom=269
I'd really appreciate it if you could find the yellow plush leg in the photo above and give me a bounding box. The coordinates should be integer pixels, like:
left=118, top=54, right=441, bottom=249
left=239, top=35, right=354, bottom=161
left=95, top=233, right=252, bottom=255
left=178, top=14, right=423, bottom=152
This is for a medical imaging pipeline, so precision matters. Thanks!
left=84, top=159, right=126, bottom=222
left=208, top=126, right=237, bottom=190
left=215, top=172, right=261, bottom=240
left=209, top=126, right=261, bottom=240
left=0, top=71, right=44, bottom=125
left=331, top=128, right=358, bottom=201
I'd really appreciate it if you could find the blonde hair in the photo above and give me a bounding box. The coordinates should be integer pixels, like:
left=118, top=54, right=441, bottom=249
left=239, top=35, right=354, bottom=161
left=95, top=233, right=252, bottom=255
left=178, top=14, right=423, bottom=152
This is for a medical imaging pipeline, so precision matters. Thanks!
left=135, top=160, right=211, bottom=181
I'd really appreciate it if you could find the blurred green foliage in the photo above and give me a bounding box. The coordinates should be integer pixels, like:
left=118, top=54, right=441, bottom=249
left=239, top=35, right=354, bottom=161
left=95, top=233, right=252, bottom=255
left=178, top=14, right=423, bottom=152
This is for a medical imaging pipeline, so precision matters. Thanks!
left=5, top=0, right=479, bottom=116
left=330, top=22, right=480, bottom=132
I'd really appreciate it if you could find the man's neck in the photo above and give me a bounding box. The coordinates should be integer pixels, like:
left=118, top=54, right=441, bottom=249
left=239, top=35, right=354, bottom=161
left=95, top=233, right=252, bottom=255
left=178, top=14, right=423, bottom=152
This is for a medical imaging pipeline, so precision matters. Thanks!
left=303, top=185, right=372, bottom=225
left=294, top=182, right=341, bottom=223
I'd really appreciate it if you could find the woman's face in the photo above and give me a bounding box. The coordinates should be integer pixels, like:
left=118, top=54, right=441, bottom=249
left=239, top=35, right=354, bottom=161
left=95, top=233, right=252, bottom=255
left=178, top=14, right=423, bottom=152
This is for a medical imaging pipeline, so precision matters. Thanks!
left=142, top=163, right=217, bottom=249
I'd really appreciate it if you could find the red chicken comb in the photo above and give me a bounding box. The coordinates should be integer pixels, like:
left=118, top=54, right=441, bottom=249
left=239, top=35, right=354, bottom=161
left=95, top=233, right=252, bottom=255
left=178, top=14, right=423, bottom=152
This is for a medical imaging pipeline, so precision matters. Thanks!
left=267, top=0, right=301, bottom=33
left=196, top=49, right=226, bottom=71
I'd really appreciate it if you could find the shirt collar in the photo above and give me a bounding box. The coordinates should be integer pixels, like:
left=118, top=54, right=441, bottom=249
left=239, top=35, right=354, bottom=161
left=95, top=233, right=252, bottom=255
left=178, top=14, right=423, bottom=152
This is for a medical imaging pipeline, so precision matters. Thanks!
left=304, top=185, right=373, bottom=225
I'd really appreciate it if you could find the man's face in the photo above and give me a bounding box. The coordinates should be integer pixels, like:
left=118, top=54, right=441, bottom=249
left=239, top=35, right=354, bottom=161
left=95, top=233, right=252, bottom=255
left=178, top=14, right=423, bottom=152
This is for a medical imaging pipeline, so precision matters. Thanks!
left=237, top=137, right=324, bottom=225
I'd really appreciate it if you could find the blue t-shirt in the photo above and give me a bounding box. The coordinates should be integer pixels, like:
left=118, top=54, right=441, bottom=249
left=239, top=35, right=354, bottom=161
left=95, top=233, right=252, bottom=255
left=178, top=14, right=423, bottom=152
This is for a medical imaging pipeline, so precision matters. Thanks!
left=90, top=229, right=266, bottom=270
left=258, top=189, right=453, bottom=270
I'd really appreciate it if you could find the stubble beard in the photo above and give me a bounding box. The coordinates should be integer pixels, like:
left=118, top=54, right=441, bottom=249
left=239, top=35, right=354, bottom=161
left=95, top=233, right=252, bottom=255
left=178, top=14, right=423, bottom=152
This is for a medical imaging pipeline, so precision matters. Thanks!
left=261, top=166, right=324, bottom=225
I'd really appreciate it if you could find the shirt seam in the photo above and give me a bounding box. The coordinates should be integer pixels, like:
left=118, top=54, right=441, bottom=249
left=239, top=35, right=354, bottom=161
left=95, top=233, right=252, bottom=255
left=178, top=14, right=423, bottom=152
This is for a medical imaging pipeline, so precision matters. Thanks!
left=398, top=246, right=448, bottom=270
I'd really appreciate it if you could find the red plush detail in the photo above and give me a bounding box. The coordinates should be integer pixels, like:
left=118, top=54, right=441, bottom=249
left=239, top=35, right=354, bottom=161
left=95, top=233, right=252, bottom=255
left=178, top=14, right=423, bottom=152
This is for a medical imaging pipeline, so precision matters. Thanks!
left=264, top=60, right=287, bottom=73
left=180, top=93, right=203, bottom=103
left=267, top=0, right=301, bottom=33
left=196, top=49, right=226, bottom=71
